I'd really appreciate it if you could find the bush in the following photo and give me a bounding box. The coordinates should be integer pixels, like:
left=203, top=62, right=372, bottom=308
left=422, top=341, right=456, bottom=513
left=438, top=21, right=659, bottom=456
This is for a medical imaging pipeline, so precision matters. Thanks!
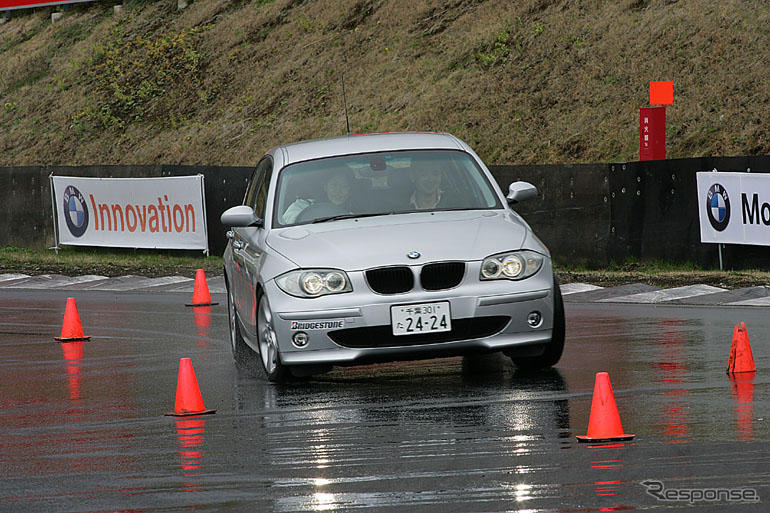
left=79, top=25, right=207, bottom=128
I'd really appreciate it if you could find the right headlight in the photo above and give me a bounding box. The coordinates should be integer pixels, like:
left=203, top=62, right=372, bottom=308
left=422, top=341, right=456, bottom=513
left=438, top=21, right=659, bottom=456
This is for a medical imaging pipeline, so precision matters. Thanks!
left=480, top=250, right=544, bottom=281
left=275, top=269, right=353, bottom=298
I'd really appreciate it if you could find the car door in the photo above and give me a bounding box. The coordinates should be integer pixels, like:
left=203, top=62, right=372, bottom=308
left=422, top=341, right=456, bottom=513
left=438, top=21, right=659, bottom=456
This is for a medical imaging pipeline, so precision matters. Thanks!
left=233, top=156, right=273, bottom=338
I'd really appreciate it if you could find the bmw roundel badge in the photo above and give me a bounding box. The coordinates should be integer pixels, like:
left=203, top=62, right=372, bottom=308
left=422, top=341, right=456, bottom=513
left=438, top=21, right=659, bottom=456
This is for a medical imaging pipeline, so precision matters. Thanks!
left=407, top=251, right=421, bottom=259
left=63, top=185, right=89, bottom=238
left=706, top=183, right=730, bottom=232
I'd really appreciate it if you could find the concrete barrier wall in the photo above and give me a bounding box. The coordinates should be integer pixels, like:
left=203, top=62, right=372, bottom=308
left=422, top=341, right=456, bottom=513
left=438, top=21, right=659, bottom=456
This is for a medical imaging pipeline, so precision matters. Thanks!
left=2, top=157, right=769, bottom=268
left=489, top=163, right=610, bottom=266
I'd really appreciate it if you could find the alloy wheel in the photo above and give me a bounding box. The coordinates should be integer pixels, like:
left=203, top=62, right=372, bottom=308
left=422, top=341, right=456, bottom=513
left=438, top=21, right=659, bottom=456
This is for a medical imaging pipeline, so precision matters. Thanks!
left=257, top=295, right=278, bottom=375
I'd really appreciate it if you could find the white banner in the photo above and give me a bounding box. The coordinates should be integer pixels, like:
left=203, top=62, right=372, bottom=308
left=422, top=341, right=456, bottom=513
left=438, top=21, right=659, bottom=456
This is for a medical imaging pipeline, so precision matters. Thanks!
left=51, top=175, right=208, bottom=252
left=697, top=171, right=770, bottom=246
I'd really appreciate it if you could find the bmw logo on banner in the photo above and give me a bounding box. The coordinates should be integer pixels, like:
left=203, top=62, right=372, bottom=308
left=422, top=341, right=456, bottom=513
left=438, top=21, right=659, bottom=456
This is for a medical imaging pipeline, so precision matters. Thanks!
left=706, top=183, right=730, bottom=232
left=63, top=185, right=89, bottom=237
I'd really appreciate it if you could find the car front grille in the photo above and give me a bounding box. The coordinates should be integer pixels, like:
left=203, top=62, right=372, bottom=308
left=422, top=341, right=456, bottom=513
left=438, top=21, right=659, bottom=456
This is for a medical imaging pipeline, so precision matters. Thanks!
left=365, top=262, right=466, bottom=294
left=328, top=316, right=510, bottom=348
left=365, top=266, right=414, bottom=294
left=420, top=262, right=465, bottom=291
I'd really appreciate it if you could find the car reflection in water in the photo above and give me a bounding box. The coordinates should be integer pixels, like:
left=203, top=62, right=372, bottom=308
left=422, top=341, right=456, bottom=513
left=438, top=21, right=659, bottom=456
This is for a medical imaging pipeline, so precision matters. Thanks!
left=228, top=354, right=569, bottom=511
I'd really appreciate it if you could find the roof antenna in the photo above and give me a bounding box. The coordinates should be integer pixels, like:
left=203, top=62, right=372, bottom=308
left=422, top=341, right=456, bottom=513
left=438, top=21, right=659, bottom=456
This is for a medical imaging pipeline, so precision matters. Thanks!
left=341, top=74, right=350, bottom=135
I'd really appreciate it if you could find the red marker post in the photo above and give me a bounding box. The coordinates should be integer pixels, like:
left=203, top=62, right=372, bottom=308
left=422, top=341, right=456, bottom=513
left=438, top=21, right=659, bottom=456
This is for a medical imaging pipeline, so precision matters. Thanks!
left=640, top=81, right=672, bottom=161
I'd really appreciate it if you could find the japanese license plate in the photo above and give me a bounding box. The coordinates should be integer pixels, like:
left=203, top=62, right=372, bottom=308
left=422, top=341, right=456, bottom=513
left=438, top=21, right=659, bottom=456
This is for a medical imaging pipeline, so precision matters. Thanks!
left=391, top=301, right=451, bottom=336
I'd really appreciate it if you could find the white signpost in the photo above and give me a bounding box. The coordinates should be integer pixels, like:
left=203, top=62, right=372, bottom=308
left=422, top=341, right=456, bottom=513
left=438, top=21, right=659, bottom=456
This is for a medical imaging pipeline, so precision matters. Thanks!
left=50, top=175, right=209, bottom=254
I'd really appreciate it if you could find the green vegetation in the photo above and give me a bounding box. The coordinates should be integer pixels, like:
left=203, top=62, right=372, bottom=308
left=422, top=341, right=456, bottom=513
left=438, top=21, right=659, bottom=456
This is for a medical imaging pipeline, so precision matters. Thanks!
left=77, top=26, right=208, bottom=129
left=0, top=246, right=222, bottom=278
left=553, top=258, right=770, bottom=289
left=0, top=0, right=769, bottom=165
left=555, top=257, right=704, bottom=274
left=475, top=24, right=514, bottom=69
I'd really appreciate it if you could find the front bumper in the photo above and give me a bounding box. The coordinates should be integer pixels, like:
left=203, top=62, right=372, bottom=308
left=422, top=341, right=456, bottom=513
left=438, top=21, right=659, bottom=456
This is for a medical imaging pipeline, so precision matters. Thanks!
left=265, top=261, right=556, bottom=366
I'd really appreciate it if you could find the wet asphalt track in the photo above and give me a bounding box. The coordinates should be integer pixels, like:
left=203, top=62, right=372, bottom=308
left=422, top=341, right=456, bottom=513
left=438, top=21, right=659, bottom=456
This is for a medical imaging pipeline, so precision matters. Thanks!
left=0, top=281, right=768, bottom=512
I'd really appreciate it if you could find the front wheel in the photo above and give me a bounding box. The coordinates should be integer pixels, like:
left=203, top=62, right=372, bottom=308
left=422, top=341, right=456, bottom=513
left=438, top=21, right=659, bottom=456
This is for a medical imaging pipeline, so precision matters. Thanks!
left=508, top=275, right=565, bottom=371
left=257, top=292, right=291, bottom=383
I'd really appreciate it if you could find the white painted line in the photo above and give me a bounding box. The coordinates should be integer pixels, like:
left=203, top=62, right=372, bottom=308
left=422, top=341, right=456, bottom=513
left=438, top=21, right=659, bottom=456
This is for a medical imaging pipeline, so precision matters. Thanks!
left=5, top=275, right=109, bottom=289
left=51, top=275, right=109, bottom=287
left=599, top=284, right=728, bottom=304
left=95, top=276, right=192, bottom=291
left=170, top=276, right=226, bottom=294
left=560, top=283, right=604, bottom=295
left=0, top=273, right=30, bottom=283
left=3, top=274, right=63, bottom=289
left=727, top=296, right=770, bottom=307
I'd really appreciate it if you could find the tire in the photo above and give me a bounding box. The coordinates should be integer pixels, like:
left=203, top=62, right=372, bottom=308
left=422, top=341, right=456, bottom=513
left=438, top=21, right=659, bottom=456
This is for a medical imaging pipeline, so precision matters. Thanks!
left=226, top=279, right=259, bottom=371
left=510, top=275, right=565, bottom=371
left=256, top=292, right=291, bottom=383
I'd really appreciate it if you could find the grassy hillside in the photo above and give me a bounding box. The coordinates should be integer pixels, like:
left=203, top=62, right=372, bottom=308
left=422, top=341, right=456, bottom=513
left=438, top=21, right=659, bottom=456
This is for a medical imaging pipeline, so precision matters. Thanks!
left=1, top=0, right=769, bottom=166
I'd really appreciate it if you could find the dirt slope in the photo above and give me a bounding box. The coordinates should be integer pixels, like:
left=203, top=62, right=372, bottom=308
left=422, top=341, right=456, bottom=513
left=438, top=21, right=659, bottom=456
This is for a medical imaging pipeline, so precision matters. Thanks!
left=1, top=0, right=769, bottom=166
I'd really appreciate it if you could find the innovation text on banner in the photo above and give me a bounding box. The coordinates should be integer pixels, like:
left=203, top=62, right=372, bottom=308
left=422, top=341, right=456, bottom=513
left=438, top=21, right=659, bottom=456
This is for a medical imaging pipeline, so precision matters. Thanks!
left=51, top=175, right=209, bottom=253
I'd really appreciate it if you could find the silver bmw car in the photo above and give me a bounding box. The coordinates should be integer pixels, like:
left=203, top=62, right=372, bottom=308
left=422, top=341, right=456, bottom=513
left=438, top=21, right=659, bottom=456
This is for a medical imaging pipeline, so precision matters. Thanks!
left=221, top=132, right=564, bottom=382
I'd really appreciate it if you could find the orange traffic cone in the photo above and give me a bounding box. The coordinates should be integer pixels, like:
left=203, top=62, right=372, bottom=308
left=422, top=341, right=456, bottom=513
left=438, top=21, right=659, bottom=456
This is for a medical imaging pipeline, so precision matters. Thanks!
left=577, top=372, right=635, bottom=442
left=186, top=269, right=218, bottom=307
left=55, top=297, right=91, bottom=342
left=165, top=358, right=216, bottom=417
left=727, top=322, right=756, bottom=374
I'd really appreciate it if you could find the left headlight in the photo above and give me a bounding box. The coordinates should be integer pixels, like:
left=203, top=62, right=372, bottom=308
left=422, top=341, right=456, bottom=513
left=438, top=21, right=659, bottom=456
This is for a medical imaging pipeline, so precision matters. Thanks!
left=480, top=250, right=544, bottom=281
left=275, top=269, right=353, bottom=298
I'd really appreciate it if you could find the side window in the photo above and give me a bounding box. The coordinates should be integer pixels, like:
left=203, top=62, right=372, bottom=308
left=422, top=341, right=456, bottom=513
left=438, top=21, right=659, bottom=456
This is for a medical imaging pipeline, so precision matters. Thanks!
left=243, top=166, right=261, bottom=207
left=251, top=157, right=273, bottom=220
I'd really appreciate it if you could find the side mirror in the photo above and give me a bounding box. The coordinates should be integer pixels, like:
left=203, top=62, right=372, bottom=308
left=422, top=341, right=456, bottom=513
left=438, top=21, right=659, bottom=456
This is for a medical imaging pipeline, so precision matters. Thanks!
left=506, top=181, right=538, bottom=205
left=220, top=205, right=263, bottom=227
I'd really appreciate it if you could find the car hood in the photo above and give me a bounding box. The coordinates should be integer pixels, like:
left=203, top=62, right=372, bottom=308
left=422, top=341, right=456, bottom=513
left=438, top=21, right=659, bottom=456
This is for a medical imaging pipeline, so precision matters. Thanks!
left=266, top=210, right=529, bottom=270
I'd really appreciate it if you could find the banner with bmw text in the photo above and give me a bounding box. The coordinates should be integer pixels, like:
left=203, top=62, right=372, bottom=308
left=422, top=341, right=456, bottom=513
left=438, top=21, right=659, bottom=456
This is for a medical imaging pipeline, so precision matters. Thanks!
left=51, top=175, right=209, bottom=252
left=697, top=171, right=770, bottom=246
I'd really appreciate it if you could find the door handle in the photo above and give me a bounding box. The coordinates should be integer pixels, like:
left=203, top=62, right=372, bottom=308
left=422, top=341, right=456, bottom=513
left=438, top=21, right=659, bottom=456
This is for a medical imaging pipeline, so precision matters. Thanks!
left=232, top=239, right=246, bottom=251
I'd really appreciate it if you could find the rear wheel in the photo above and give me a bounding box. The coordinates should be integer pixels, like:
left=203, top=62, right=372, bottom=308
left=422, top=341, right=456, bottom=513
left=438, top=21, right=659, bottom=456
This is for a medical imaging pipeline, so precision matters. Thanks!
left=509, top=275, right=565, bottom=370
left=257, top=292, right=291, bottom=383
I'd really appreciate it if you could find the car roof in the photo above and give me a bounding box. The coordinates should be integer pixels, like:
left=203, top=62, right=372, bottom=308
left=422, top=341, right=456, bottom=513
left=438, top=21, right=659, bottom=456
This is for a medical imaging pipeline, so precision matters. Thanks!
left=274, top=132, right=469, bottom=166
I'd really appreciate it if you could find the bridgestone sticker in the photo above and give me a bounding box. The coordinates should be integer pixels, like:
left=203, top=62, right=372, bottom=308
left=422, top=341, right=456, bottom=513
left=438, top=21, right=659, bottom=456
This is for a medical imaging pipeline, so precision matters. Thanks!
left=290, top=320, right=344, bottom=330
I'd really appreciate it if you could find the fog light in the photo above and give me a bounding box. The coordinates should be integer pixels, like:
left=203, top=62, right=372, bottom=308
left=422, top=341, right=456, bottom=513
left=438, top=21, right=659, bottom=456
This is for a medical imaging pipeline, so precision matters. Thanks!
left=292, top=331, right=309, bottom=348
left=527, top=311, right=542, bottom=328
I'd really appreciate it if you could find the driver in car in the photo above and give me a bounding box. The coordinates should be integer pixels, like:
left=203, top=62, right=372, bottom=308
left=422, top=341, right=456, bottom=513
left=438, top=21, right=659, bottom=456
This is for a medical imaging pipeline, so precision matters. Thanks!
left=323, top=170, right=352, bottom=209
left=408, top=162, right=444, bottom=210
left=281, top=169, right=353, bottom=224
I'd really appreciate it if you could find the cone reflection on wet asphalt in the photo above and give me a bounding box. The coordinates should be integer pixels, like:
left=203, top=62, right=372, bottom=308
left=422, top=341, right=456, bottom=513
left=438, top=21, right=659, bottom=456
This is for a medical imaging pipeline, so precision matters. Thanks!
left=192, top=305, right=211, bottom=345
left=730, top=372, right=755, bottom=441
left=61, top=340, right=84, bottom=401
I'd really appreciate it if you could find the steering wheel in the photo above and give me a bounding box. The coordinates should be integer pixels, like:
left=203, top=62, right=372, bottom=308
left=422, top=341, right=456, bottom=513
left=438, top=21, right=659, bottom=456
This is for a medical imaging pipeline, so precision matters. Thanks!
left=294, top=202, right=347, bottom=223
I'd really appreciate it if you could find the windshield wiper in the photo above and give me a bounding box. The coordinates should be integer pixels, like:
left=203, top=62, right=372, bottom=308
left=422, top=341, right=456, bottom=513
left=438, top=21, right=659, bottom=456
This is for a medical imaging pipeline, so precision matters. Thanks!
left=311, top=212, right=396, bottom=224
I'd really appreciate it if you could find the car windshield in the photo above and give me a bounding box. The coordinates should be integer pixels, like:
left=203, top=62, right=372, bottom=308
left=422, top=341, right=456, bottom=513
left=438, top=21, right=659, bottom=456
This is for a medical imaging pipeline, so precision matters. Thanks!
left=273, top=150, right=502, bottom=227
